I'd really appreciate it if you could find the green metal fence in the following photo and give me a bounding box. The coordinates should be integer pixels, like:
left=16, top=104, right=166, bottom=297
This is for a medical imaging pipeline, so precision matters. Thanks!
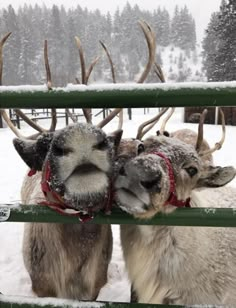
left=1, top=82, right=236, bottom=308
left=1, top=205, right=236, bottom=228
left=1, top=82, right=236, bottom=108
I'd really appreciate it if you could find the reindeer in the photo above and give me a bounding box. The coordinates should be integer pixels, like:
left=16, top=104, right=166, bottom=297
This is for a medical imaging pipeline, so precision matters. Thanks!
left=115, top=116, right=236, bottom=305
left=154, top=107, right=226, bottom=166
left=12, top=116, right=123, bottom=299
left=1, top=35, right=122, bottom=301
left=0, top=21, right=157, bottom=300
left=153, top=62, right=224, bottom=167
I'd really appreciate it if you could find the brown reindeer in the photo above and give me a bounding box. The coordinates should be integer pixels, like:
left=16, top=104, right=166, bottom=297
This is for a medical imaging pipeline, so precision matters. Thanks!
left=154, top=107, right=226, bottom=166
left=153, top=60, right=225, bottom=167
left=115, top=116, right=236, bottom=305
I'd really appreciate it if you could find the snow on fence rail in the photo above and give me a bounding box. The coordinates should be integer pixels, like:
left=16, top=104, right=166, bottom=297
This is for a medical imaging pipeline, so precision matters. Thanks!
left=0, top=82, right=236, bottom=108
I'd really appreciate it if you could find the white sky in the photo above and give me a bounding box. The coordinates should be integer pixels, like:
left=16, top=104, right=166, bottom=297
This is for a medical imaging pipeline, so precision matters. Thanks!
left=0, top=0, right=222, bottom=42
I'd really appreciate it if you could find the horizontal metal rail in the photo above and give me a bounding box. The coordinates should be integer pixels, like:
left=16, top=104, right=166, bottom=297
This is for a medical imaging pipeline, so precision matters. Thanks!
left=0, top=82, right=236, bottom=108
left=1, top=205, right=236, bottom=227
left=0, top=294, right=227, bottom=308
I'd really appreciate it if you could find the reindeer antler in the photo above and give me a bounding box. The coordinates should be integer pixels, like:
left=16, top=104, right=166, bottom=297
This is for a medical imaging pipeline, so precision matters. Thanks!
left=97, top=108, right=122, bottom=129
left=0, top=109, right=44, bottom=140
left=137, top=21, right=156, bottom=83
left=99, top=40, right=123, bottom=130
left=159, top=108, right=175, bottom=135
left=86, top=56, right=101, bottom=85
left=75, top=36, right=102, bottom=124
left=0, top=32, right=44, bottom=139
left=44, top=40, right=52, bottom=90
left=44, top=40, right=57, bottom=131
left=136, top=42, right=172, bottom=139
left=99, top=40, right=116, bottom=84
left=136, top=108, right=169, bottom=140
left=75, top=36, right=86, bottom=85
left=195, top=109, right=208, bottom=152
left=134, top=21, right=171, bottom=140
left=154, top=62, right=166, bottom=83
left=0, top=110, right=24, bottom=138
left=0, top=32, right=12, bottom=86
left=198, top=108, right=226, bottom=157
left=1, top=39, right=58, bottom=139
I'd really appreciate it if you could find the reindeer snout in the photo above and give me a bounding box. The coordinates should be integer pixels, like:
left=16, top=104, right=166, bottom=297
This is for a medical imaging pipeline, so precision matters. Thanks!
left=118, top=155, right=163, bottom=194
left=140, top=172, right=162, bottom=192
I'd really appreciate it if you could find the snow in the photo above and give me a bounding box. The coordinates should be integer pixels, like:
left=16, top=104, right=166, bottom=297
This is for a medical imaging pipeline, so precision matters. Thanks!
left=1, top=81, right=236, bottom=94
left=0, top=107, right=236, bottom=303
left=0, top=85, right=48, bottom=92
left=0, top=0, right=222, bottom=44
left=0, top=294, right=104, bottom=307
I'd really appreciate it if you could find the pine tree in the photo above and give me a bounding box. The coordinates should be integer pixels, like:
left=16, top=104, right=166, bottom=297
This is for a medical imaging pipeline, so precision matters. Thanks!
left=170, top=6, right=181, bottom=46
left=1, top=5, right=21, bottom=85
left=170, top=5, right=196, bottom=50
left=202, top=12, right=221, bottom=81
left=47, top=5, right=67, bottom=85
left=202, top=0, right=236, bottom=81
left=66, top=12, right=80, bottom=84
left=153, top=7, right=170, bottom=46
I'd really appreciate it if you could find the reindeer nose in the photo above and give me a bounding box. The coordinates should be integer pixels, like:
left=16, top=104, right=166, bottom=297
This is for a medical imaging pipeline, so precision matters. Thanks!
left=119, top=166, right=127, bottom=176
left=140, top=172, right=162, bottom=191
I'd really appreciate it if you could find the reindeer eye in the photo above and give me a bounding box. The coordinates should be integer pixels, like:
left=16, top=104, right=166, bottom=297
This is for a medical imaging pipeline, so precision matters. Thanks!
left=53, top=145, right=72, bottom=156
left=163, top=131, right=170, bottom=137
left=137, top=144, right=145, bottom=155
left=94, top=139, right=108, bottom=150
left=185, top=167, right=198, bottom=177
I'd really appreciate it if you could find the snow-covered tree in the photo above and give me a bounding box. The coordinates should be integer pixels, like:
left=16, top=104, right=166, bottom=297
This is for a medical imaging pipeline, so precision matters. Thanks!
left=202, top=0, right=236, bottom=81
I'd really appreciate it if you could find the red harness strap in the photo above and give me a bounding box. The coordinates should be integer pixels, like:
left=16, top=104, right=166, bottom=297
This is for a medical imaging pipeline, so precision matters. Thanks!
left=28, top=160, right=113, bottom=222
left=151, top=152, right=191, bottom=208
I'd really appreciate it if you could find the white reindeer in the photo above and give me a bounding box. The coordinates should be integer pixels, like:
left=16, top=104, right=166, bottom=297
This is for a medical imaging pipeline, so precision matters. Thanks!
left=115, top=119, right=236, bottom=305
left=12, top=118, right=123, bottom=300
left=0, top=20, right=158, bottom=300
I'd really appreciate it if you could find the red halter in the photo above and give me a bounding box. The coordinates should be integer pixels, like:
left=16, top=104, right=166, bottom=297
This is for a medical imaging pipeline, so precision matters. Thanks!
left=28, top=161, right=113, bottom=222
left=150, top=152, right=191, bottom=208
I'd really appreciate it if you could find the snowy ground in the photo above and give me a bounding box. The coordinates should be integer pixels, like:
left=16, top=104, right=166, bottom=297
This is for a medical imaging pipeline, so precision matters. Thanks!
left=0, top=107, right=236, bottom=302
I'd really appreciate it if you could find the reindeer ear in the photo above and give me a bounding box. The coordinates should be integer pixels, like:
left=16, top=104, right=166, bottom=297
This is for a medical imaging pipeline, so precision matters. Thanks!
left=197, top=166, right=236, bottom=188
left=107, top=129, right=123, bottom=151
left=13, top=133, right=54, bottom=171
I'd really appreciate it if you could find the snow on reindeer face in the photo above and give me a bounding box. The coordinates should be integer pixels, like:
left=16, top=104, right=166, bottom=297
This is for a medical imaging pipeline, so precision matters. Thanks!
left=115, top=135, right=236, bottom=219
left=13, top=123, right=121, bottom=212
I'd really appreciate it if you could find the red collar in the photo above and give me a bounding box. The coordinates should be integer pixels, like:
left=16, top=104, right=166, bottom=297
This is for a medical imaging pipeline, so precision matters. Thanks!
left=150, top=152, right=191, bottom=208
left=28, top=160, right=113, bottom=222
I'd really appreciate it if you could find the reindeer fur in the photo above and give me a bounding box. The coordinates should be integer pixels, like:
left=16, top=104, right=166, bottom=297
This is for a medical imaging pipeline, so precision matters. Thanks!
left=14, top=123, right=122, bottom=300
left=116, top=135, right=236, bottom=305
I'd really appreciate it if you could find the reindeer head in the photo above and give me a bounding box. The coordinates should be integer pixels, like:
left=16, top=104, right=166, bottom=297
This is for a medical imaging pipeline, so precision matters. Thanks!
left=115, top=134, right=236, bottom=219
left=13, top=123, right=122, bottom=215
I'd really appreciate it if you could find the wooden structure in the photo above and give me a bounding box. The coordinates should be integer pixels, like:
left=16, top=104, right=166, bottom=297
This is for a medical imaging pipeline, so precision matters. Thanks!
left=185, top=107, right=236, bottom=125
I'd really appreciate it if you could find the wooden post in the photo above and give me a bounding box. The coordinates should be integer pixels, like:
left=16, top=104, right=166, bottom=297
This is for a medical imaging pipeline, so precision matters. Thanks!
left=128, top=108, right=132, bottom=120
left=16, top=112, right=20, bottom=129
